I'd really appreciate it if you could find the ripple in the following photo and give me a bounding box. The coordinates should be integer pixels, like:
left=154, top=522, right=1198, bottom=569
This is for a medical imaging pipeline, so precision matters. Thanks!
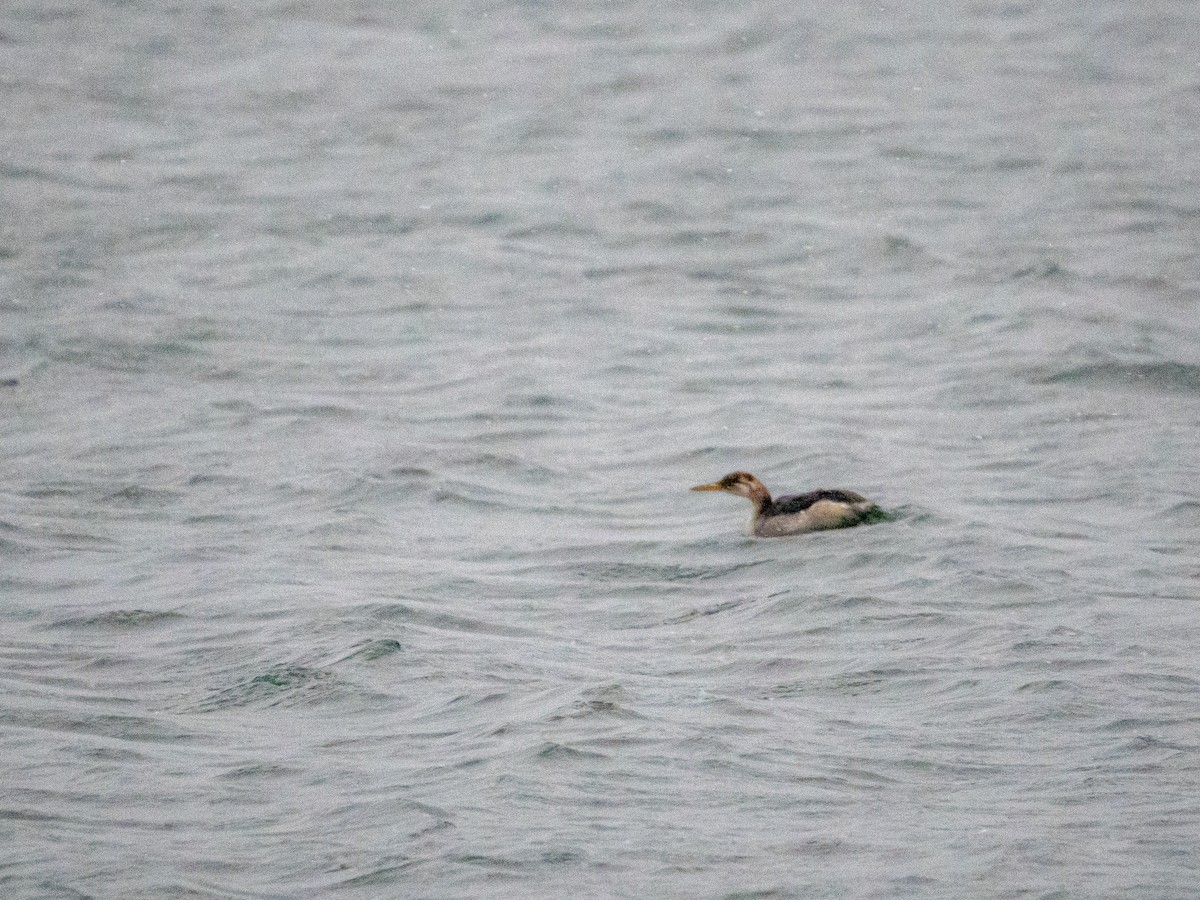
left=1036, top=361, right=1200, bottom=394
left=187, top=664, right=346, bottom=712
left=339, top=638, right=404, bottom=662
left=48, top=609, right=185, bottom=629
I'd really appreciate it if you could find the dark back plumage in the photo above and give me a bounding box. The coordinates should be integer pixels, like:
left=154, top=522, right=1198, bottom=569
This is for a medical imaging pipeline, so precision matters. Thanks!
left=771, top=489, right=868, bottom=515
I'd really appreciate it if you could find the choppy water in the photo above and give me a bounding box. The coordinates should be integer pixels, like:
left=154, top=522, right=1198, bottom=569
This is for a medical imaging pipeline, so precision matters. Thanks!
left=3, top=1, right=1200, bottom=897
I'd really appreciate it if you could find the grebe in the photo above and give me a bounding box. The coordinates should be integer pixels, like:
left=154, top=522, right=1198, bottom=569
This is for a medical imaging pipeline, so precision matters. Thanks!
left=690, top=471, right=880, bottom=537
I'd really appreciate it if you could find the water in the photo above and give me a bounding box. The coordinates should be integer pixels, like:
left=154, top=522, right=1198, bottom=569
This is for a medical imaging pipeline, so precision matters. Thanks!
left=3, top=1, right=1199, bottom=897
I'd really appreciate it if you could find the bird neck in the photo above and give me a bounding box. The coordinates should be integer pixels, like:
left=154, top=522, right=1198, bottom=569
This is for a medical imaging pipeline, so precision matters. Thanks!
left=746, top=482, right=772, bottom=511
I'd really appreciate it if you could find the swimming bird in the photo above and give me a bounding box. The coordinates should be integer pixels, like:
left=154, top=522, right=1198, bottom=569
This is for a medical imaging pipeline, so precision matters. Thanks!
left=690, top=471, right=880, bottom=537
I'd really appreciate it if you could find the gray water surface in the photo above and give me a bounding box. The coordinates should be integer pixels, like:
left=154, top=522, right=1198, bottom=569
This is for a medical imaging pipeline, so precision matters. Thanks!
left=3, top=1, right=1199, bottom=898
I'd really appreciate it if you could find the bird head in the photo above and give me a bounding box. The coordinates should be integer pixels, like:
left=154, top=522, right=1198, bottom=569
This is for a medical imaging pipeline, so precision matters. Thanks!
left=690, top=471, right=768, bottom=501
